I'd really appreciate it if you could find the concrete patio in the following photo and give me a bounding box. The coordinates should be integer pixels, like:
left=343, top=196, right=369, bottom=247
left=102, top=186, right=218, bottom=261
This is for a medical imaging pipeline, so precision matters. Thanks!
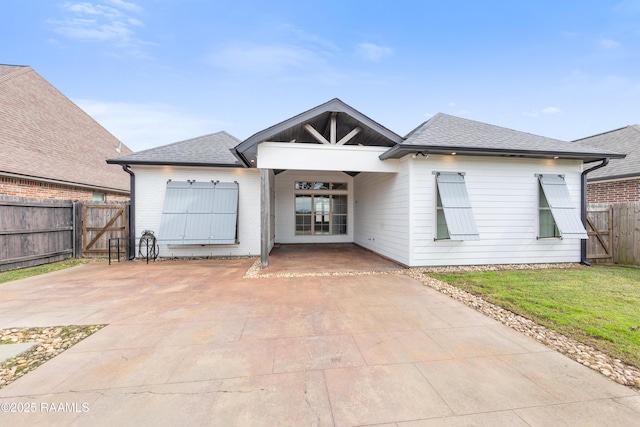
left=0, top=251, right=638, bottom=426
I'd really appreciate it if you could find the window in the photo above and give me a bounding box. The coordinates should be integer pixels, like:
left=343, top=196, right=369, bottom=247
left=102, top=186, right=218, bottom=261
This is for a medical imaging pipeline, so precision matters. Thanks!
left=294, top=181, right=347, bottom=235
left=537, top=174, right=587, bottom=239
left=158, top=180, right=239, bottom=245
left=435, top=191, right=449, bottom=239
left=92, top=192, right=105, bottom=201
left=538, top=187, right=560, bottom=238
left=434, top=172, right=479, bottom=241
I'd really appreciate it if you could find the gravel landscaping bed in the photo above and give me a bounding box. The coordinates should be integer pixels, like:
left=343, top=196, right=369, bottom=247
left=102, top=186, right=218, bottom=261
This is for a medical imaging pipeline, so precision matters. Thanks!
left=0, top=325, right=104, bottom=389
left=406, top=266, right=640, bottom=392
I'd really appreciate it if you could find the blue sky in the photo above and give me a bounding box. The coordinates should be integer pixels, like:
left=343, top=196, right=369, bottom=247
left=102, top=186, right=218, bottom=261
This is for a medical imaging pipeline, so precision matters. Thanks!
left=3, top=1, right=640, bottom=152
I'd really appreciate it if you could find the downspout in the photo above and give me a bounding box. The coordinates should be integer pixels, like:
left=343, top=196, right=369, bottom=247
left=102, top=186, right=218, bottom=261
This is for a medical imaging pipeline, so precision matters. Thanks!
left=580, top=158, right=609, bottom=265
left=122, top=164, right=136, bottom=260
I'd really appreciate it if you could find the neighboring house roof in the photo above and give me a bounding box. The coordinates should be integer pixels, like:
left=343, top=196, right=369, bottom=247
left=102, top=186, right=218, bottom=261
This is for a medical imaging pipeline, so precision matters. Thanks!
left=234, top=98, right=404, bottom=166
left=0, top=64, right=132, bottom=193
left=572, top=125, right=640, bottom=181
left=380, top=113, right=625, bottom=162
left=107, top=131, right=243, bottom=167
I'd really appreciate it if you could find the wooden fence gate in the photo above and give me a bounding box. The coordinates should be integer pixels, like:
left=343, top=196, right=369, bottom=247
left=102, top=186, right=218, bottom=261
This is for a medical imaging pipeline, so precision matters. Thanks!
left=81, top=202, right=129, bottom=257
left=586, top=205, right=613, bottom=263
left=587, top=202, right=640, bottom=265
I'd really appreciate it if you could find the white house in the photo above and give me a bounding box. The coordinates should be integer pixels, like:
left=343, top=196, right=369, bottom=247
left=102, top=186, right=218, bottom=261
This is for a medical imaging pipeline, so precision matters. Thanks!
left=108, top=99, right=624, bottom=267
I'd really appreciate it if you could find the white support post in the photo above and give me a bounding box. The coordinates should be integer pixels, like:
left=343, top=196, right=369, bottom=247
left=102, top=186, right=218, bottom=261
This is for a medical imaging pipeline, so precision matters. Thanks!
left=260, top=168, right=270, bottom=268
left=330, top=112, right=337, bottom=144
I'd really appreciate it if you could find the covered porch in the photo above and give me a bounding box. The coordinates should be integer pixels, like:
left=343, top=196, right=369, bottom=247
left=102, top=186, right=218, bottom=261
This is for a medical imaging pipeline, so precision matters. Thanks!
left=233, top=99, right=406, bottom=268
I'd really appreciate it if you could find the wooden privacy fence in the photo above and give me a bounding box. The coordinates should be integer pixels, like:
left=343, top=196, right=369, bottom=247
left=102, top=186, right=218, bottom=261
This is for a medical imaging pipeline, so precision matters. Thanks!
left=0, top=196, right=78, bottom=272
left=587, top=202, right=640, bottom=265
left=0, top=197, right=129, bottom=271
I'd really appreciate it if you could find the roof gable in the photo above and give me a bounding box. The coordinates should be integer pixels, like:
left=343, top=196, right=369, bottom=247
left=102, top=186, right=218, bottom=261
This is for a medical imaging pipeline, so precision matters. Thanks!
left=234, top=98, right=403, bottom=166
left=108, top=131, right=243, bottom=167
left=380, top=113, right=625, bottom=162
left=573, top=125, right=640, bottom=180
left=0, top=65, right=133, bottom=192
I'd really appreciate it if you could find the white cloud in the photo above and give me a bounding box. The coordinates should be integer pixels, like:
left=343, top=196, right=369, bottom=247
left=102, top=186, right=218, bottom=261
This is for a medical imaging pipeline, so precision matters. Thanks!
left=355, top=42, right=393, bottom=62
left=50, top=1, right=147, bottom=56
left=76, top=99, right=226, bottom=152
left=278, top=24, right=340, bottom=53
left=542, top=107, right=561, bottom=114
left=207, top=42, right=325, bottom=74
left=615, top=0, right=640, bottom=14
left=524, top=107, right=561, bottom=118
left=599, top=38, right=621, bottom=49
left=106, top=0, right=143, bottom=13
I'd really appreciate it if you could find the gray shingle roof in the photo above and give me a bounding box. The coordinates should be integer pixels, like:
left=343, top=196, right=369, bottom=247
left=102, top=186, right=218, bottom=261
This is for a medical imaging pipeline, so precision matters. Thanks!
left=108, top=131, right=243, bottom=167
left=572, top=125, right=640, bottom=180
left=380, top=113, right=625, bottom=162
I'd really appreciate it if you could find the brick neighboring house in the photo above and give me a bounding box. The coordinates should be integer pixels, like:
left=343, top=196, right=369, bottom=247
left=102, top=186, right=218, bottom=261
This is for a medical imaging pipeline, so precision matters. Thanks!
left=574, top=125, right=640, bottom=203
left=0, top=64, right=132, bottom=201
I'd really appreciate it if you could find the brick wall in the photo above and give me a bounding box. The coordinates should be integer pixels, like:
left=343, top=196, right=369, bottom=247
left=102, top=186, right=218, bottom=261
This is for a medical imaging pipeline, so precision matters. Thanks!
left=0, top=176, right=129, bottom=202
left=587, top=178, right=640, bottom=203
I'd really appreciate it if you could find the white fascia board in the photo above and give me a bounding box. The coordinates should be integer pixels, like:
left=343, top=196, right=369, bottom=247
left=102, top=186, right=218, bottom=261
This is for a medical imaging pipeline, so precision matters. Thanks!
left=257, top=142, right=399, bottom=173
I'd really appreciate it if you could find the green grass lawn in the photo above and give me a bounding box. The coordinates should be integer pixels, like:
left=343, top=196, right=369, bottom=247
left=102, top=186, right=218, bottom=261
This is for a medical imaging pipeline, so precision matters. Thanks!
left=0, top=259, right=84, bottom=284
left=430, top=266, right=640, bottom=367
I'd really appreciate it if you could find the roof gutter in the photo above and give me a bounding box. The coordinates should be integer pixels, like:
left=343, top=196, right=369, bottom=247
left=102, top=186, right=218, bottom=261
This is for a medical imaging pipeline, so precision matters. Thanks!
left=580, top=158, right=610, bottom=266
left=121, top=164, right=136, bottom=260
left=379, top=145, right=624, bottom=162
left=0, top=171, right=129, bottom=195
left=233, top=148, right=252, bottom=168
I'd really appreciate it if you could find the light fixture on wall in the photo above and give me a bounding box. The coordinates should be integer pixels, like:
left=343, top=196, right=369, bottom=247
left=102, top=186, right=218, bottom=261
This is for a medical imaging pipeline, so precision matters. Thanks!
left=411, top=152, right=429, bottom=159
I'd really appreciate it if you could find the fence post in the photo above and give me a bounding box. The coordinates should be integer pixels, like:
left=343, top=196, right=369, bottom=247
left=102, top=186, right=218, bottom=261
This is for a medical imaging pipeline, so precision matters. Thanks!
left=74, top=202, right=83, bottom=258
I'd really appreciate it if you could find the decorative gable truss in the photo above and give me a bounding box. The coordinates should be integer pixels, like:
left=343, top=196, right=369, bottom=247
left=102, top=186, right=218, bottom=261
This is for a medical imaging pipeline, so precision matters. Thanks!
left=303, top=112, right=362, bottom=145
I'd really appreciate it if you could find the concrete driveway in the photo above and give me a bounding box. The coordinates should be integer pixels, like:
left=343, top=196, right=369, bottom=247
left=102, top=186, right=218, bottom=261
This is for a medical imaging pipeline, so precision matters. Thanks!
left=0, top=258, right=638, bottom=426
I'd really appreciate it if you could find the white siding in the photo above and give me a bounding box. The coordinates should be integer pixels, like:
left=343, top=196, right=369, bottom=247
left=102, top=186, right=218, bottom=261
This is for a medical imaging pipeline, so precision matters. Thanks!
left=408, top=155, right=585, bottom=266
left=132, top=165, right=261, bottom=257
left=353, top=157, right=411, bottom=265
left=274, top=170, right=354, bottom=244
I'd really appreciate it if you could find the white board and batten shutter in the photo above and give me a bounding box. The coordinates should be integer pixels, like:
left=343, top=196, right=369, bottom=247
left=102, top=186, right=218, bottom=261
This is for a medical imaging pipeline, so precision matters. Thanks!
left=537, top=174, right=588, bottom=239
left=159, top=180, right=239, bottom=245
left=435, top=172, right=480, bottom=241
